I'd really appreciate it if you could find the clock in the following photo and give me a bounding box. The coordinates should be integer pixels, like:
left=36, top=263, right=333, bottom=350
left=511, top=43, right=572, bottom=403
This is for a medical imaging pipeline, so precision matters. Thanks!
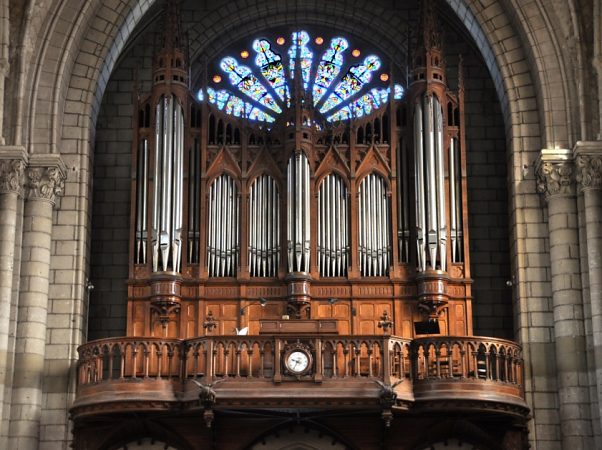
left=284, top=349, right=312, bottom=375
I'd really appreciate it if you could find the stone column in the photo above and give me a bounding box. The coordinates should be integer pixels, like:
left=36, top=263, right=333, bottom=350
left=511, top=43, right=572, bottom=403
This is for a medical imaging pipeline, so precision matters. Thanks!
left=536, top=149, right=593, bottom=449
left=7, top=155, right=65, bottom=450
left=575, top=142, right=602, bottom=435
left=0, top=147, right=26, bottom=446
left=0, top=0, right=9, bottom=145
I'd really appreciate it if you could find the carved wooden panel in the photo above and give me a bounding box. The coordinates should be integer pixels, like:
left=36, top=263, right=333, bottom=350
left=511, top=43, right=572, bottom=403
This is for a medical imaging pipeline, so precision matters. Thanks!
left=355, top=301, right=392, bottom=335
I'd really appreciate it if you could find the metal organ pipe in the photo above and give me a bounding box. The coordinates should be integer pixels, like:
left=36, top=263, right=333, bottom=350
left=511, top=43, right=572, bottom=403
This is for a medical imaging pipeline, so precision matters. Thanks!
left=151, top=95, right=184, bottom=273
left=249, top=175, right=280, bottom=277
left=287, top=153, right=311, bottom=273
left=450, top=137, right=463, bottom=263
left=173, top=102, right=183, bottom=273
left=358, top=174, right=390, bottom=276
left=434, top=97, right=447, bottom=271
left=396, top=139, right=410, bottom=263
left=414, top=99, right=426, bottom=272
left=188, top=138, right=200, bottom=264
left=414, top=94, right=447, bottom=272
left=207, top=174, right=239, bottom=277
left=317, top=174, right=349, bottom=277
left=424, top=95, right=438, bottom=270
left=135, top=139, right=148, bottom=264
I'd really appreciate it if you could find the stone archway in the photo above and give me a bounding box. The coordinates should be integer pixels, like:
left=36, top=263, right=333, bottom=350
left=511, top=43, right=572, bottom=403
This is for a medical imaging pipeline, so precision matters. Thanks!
left=247, top=424, right=349, bottom=450
left=415, top=439, right=483, bottom=450
left=110, top=437, right=180, bottom=450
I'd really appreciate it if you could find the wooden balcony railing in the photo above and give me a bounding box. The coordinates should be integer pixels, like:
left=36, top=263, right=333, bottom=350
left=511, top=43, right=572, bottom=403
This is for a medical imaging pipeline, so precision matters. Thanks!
left=76, top=335, right=411, bottom=385
left=73, top=335, right=526, bottom=416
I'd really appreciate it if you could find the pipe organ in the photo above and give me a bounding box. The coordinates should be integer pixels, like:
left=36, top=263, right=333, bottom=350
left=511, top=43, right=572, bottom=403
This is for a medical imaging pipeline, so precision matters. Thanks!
left=207, top=174, right=240, bottom=277
left=317, top=173, right=349, bottom=277
left=287, top=153, right=311, bottom=274
left=358, top=173, right=390, bottom=277
left=151, top=95, right=185, bottom=273
left=414, top=94, right=446, bottom=272
left=249, top=175, right=280, bottom=277
left=127, top=4, right=471, bottom=339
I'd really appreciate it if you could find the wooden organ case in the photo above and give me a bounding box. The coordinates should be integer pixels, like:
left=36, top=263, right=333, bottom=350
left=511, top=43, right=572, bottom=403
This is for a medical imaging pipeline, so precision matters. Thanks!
left=71, top=2, right=528, bottom=447
left=127, top=2, right=471, bottom=342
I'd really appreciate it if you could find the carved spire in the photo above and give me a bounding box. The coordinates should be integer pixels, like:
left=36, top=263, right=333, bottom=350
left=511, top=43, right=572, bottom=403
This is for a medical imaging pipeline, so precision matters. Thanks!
left=153, top=0, right=188, bottom=88
left=417, top=0, right=441, bottom=52
left=161, top=0, right=184, bottom=53
left=411, top=0, right=445, bottom=87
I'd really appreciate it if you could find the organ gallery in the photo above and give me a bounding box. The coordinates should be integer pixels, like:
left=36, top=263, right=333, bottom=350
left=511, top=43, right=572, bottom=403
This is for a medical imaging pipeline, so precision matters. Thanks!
left=70, top=1, right=528, bottom=448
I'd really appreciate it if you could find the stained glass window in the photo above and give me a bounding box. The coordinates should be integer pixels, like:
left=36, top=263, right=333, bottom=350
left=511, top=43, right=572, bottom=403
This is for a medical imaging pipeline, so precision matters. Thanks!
left=201, top=31, right=403, bottom=123
left=221, top=57, right=282, bottom=114
left=312, top=37, right=348, bottom=105
left=206, top=87, right=275, bottom=122
left=319, top=55, right=381, bottom=114
left=253, top=39, right=290, bottom=104
left=288, top=31, right=313, bottom=90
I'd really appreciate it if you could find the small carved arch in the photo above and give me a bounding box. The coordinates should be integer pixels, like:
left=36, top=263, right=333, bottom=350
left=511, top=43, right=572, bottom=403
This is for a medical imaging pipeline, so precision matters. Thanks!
left=357, top=126, right=365, bottom=144
left=208, top=115, right=216, bottom=144
left=216, top=119, right=225, bottom=144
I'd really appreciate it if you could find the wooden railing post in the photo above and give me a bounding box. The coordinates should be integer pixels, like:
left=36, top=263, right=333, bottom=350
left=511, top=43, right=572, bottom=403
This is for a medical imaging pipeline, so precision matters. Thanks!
left=206, top=339, right=214, bottom=384
left=273, top=337, right=282, bottom=383
left=314, top=337, right=323, bottom=383
left=382, top=337, right=391, bottom=384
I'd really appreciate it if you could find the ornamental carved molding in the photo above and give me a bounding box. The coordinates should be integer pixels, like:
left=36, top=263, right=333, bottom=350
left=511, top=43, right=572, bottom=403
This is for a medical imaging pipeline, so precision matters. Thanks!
left=576, top=154, right=602, bottom=191
left=26, top=165, right=66, bottom=204
left=0, top=159, right=26, bottom=194
left=536, top=160, right=575, bottom=197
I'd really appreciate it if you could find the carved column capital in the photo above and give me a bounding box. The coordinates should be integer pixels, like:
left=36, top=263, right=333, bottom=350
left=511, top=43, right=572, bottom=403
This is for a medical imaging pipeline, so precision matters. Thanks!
left=0, top=146, right=28, bottom=195
left=25, top=155, right=67, bottom=205
left=535, top=149, right=575, bottom=198
left=573, top=141, right=602, bottom=191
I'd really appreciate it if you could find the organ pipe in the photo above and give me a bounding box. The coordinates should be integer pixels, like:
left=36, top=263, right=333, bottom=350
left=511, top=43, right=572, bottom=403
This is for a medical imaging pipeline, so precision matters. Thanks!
left=287, top=153, right=311, bottom=273
left=188, top=138, right=200, bottom=264
left=435, top=97, right=447, bottom=271
left=414, top=93, right=447, bottom=271
left=414, top=99, right=427, bottom=272
left=151, top=95, right=184, bottom=272
left=135, top=139, right=148, bottom=264
left=450, top=137, right=463, bottom=262
left=358, top=173, right=390, bottom=276
left=396, top=138, right=410, bottom=263
left=207, top=174, right=239, bottom=277
left=249, top=175, right=280, bottom=277
left=317, top=173, right=348, bottom=277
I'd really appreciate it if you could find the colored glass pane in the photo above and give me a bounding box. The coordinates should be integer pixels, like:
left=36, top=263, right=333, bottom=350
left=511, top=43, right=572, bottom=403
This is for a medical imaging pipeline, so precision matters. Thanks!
left=253, top=39, right=290, bottom=104
left=319, top=55, right=381, bottom=114
left=312, top=37, right=348, bottom=105
left=327, top=106, right=351, bottom=122
left=220, top=57, right=282, bottom=113
left=288, top=31, right=313, bottom=90
left=394, top=84, right=404, bottom=100
left=206, top=88, right=274, bottom=122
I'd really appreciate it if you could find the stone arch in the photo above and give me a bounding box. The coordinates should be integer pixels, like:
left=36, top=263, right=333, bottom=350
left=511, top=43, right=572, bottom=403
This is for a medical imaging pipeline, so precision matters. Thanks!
left=246, top=423, right=355, bottom=450
left=22, top=0, right=578, bottom=161
left=12, top=1, right=581, bottom=447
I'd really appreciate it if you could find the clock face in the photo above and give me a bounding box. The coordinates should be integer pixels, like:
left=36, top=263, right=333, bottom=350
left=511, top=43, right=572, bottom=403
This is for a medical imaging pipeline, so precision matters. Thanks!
left=286, top=350, right=310, bottom=374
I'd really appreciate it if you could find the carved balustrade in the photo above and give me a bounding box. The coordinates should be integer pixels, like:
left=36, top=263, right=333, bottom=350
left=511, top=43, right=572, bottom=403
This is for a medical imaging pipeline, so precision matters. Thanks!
left=411, top=336, right=525, bottom=410
left=73, top=335, right=525, bottom=416
left=76, top=335, right=411, bottom=386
